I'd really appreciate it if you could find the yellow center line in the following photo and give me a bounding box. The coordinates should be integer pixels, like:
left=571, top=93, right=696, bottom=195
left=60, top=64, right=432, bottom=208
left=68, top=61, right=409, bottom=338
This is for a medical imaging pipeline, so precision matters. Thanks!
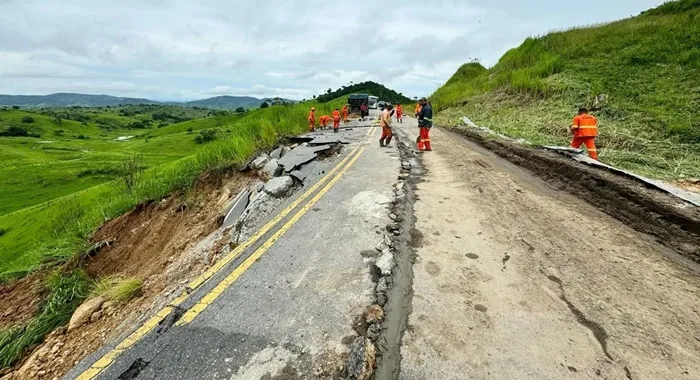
left=76, top=145, right=362, bottom=380
left=176, top=147, right=365, bottom=326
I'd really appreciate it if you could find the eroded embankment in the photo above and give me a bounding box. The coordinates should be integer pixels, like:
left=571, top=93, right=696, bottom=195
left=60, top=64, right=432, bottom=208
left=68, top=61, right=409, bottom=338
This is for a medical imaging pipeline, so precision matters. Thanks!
left=448, top=126, right=700, bottom=263
left=0, top=171, right=253, bottom=379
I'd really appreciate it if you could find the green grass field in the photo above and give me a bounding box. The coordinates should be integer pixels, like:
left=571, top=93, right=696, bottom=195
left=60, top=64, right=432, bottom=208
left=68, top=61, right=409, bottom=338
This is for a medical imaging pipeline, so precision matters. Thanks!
left=0, top=101, right=341, bottom=280
left=431, top=0, right=700, bottom=180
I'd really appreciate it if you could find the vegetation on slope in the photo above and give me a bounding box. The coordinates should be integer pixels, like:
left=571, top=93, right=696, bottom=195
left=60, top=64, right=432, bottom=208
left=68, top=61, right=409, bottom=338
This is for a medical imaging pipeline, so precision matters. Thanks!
left=316, top=81, right=412, bottom=104
left=0, top=101, right=341, bottom=281
left=431, top=0, right=700, bottom=179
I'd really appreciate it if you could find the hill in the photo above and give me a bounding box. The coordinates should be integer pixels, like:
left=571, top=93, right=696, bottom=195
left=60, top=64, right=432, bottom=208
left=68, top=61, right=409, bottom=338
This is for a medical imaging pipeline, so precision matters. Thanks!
left=180, top=95, right=263, bottom=109
left=0, top=93, right=287, bottom=110
left=431, top=0, right=700, bottom=180
left=316, top=81, right=412, bottom=104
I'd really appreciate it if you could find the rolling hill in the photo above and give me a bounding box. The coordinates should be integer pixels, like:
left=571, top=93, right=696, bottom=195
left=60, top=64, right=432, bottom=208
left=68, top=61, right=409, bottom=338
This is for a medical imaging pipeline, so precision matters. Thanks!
left=0, top=93, right=289, bottom=110
left=431, top=0, right=700, bottom=180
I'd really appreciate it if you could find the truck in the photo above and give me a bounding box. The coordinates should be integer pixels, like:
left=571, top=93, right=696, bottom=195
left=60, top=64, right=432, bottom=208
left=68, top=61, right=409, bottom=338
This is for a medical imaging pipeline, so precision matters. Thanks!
left=348, top=94, right=379, bottom=113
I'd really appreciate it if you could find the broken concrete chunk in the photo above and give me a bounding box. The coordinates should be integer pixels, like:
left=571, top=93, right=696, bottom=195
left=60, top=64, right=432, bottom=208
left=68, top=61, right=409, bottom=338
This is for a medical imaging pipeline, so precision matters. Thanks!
left=375, top=251, right=395, bottom=276
left=68, top=296, right=105, bottom=331
left=264, top=176, right=294, bottom=198
left=251, top=154, right=270, bottom=170
left=262, top=158, right=283, bottom=178
left=270, top=146, right=285, bottom=160
left=222, top=189, right=251, bottom=229
left=289, top=170, right=307, bottom=182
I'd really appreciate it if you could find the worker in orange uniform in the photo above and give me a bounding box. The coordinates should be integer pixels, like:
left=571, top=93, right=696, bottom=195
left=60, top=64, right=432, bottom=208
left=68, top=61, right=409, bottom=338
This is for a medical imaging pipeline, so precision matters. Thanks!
left=417, top=97, right=432, bottom=151
left=332, top=108, right=341, bottom=133
left=342, top=104, right=349, bottom=123
left=395, top=104, right=403, bottom=123
left=319, top=114, right=331, bottom=130
left=379, top=104, right=394, bottom=147
left=308, top=107, right=316, bottom=132
left=570, top=107, right=598, bottom=160
left=414, top=102, right=422, bottom=117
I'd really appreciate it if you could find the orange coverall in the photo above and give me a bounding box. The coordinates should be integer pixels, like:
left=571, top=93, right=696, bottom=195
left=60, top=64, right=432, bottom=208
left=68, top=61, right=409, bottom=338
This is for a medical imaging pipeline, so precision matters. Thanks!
left=320, top=115, right=331, bottom=129
left=414, top=103, right=422, bottom=116
left=308, top=110, right=316, bottom=131
left=570, top=113, right=598, bottom=160
left=332, top=110, right=341, bottom=130
left=395, top=105, right=403, bottom=122
left=341, top=105, right=349, bottom=123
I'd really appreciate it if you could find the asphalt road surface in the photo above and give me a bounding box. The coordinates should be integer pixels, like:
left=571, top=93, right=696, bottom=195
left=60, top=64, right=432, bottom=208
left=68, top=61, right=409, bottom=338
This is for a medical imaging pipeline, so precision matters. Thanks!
left=67, top=113, right=700, bottom=380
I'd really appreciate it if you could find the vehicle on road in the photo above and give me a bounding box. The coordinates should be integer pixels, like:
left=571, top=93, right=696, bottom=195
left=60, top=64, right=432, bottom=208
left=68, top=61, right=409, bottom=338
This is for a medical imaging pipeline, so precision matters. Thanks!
left=377, top=101, right=388, bottom=110
left=368, top=96, right=378, bottom=109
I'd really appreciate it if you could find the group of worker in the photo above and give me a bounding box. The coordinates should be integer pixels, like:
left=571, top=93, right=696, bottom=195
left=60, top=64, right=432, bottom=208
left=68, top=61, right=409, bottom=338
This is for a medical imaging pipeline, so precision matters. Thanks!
left=306, top=98, right=598, bottom=159
left=307, top=104, right=348, bottom=133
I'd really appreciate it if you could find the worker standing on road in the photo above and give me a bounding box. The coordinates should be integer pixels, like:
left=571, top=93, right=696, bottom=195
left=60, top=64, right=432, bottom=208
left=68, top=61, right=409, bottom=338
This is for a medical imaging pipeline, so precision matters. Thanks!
left=570, top=108, right=598, bottom=160
left=308, top=107, right=316, bottom=132
left=417, top=97, right=432, bottom=152
left=332, top=108, right=341, bottom=133
left=360, top=102, right=368, bottom=121
left=319, top=114, right=331, bottom=130
left=395, top=104, right=403, bottom=123
left=342, top=104, right=349, bottom=123
left=379, top=104, right=394, bottom=147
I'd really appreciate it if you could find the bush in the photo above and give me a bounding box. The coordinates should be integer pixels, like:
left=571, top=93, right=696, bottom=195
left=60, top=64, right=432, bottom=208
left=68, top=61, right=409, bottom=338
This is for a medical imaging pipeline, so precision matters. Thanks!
left=0, top=228, right=6, bottom=237
left=260, top=102, right=270, bottom=109
left=235, top=107, right=245, bottom=113
left=77, top=135, right=87, bottom=140
left=117, top=155, right=144, bottom=193
left=21, top=116, right=34, bottom=123
left=0, top=126, right=29, bottom=137
left=11, top=106, right=19, bottom=110
left=194, top=129, right=217, bottom=144
left=186, top=127, right=193, bottom=134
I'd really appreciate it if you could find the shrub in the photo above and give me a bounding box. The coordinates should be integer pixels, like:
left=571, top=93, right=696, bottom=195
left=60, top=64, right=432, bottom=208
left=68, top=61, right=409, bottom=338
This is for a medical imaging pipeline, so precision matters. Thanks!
left=77, top=135, right=87, bottom=140
left=186, top=127, right=193, bottom=134
left=194, top=129, right=217, bottom=144
left=117, top=155, right=144, bottom=193
left=0, top=228, right=6, bottom=237
left=260, top=102, right=270, bottom=109
left=0, top=126, right=29, bottom=137
left=11, top=106, right=19, bottom=110
left=235, top=107, right=245, bottom=113
left=21, top=116, right=34, bottom=123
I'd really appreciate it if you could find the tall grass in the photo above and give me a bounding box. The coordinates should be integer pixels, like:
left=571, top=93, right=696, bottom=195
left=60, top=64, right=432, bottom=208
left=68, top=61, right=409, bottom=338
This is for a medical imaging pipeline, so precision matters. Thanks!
left=431, top=0, right=700, bottom=179
left=0, top=100, right=341, bottom=280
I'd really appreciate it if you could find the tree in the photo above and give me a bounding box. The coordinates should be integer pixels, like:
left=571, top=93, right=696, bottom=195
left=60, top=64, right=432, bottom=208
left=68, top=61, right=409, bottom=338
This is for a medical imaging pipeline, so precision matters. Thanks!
left=11, top=106, right=19, bottom=110
left=260, top=102, right=270, bottom=109
left=326, top=88, right=332, bottom=94
left=235, top=107, right=245, bottom=113
left=21, top=116, right=34, bottom=123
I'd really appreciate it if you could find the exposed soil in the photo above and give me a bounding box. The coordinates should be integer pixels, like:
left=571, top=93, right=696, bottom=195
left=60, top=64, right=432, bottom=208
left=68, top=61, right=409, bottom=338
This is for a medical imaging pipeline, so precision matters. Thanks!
left=1, top=170, right=254, bottom=379
left=450, top=126, right=700, bottom=263
left=0, top=272, right=46, bottom=329
left=399, top=125, right=700, bottom=379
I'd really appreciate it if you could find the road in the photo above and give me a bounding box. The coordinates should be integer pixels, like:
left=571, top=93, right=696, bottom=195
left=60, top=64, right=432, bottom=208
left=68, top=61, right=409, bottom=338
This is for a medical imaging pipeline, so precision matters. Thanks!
left=66, top=113, right=700, bottom=380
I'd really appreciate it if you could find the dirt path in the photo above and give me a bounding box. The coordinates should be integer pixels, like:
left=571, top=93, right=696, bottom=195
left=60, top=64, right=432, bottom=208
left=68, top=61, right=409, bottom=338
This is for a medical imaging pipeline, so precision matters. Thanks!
left=395, top=125, right=700, bottom=379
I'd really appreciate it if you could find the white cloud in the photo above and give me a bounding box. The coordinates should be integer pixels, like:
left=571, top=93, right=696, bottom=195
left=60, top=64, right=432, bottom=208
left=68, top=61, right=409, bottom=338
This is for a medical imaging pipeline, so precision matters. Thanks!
left=0, top=0, right=667, bottom=100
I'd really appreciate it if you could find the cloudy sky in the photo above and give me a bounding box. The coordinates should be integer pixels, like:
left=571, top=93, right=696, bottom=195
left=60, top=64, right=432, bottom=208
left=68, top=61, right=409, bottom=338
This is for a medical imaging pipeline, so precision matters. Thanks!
left=0, top=0, right=665, bottom=101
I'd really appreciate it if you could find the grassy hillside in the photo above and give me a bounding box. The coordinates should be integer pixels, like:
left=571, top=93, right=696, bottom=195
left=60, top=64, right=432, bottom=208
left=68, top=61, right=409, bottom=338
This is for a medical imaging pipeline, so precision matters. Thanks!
left=431, top=0, right=700, bottom=180
left=316, top=81, right=412, bottom=104
left=0, top=93, right=275, bottom=109
left=0, top=100, right=341, bottom=280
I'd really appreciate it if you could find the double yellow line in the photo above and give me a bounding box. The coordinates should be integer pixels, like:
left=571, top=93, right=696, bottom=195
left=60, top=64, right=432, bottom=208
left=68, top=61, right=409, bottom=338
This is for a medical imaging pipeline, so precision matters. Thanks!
left=76, top=141, right=367, bottom=380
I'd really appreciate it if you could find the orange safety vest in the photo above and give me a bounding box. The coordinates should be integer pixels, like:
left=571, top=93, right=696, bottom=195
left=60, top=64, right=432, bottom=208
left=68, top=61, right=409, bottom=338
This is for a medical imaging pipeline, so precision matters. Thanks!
left=342, top=106, right=348, bottom=115
left=332, top=110, right=341, bottom=120
left=320, top=115, right=330, bottom=125
left=308, top=111, right=315, bottom=122
left=415, top=103, right=422, bottom=115
left=572, top=113, right=598, bottom=137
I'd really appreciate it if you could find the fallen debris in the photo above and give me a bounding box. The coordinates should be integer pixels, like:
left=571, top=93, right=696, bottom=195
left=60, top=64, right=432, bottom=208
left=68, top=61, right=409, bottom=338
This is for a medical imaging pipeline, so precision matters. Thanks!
left=262, top=158, right=283, bottom=178
left=221, top=189, right=251, bottom=229
left=263, top=176, right=294, bottom=198
left=250, top=154, right=270, bottom=170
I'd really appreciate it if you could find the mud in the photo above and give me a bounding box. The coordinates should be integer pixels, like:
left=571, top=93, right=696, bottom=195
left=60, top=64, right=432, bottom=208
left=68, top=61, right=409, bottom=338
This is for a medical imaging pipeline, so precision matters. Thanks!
left=450, top=126, right=700, bottom=263
left=0, top=271, right=45, bottom=329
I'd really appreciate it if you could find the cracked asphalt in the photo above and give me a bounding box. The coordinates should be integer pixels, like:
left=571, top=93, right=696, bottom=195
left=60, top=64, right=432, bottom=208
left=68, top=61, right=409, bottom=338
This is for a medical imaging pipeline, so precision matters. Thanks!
left=67, top=115, right=700, bottom=380
left=66, top=115, right=401, bottom=379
